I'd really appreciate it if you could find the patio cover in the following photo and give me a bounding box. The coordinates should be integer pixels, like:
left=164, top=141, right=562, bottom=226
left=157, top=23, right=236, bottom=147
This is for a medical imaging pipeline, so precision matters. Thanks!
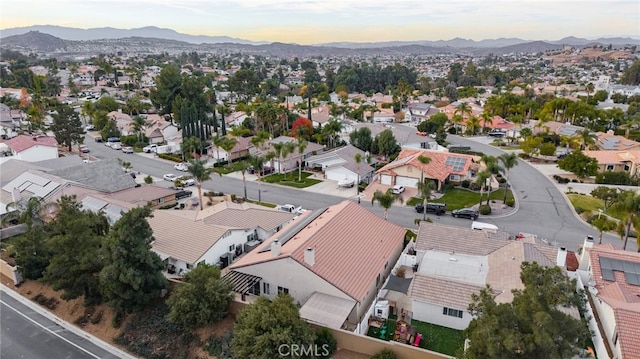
left=300, top=292, right=356, bottom=329
left=222, top=270, right=262, bottom=294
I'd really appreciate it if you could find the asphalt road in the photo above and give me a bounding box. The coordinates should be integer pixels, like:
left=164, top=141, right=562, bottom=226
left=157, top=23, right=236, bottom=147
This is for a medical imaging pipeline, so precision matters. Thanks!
left=446, top=135, right=637, bottom=252
left=83, top=134, right=637, bottom=253
left=0, top=291, right=122, bottom=359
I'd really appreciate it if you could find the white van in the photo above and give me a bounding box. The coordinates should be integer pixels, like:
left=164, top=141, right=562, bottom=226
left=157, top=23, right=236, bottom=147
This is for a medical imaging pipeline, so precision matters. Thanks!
left=471, top=221, right=499, bottom=231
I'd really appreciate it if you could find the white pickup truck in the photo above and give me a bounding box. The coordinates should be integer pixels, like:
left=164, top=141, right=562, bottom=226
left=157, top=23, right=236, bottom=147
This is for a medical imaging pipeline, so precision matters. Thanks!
left=278, top=204, right=306, bottom=215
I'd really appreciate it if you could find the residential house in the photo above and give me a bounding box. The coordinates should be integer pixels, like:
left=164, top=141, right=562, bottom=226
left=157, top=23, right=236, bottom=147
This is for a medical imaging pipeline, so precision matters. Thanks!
left=225, top=200, right=406, bottom=331
left=478, top=115, right=517, bottom=134
left=148, top=201, right=297, bottom=276
left=407, top=222, right=564, bottom=330
left=108, top=110, right=133, bottom=136
left=47, top=158, right=137, bottom=194
left=345, top=122, right=437, bottom=150
left=305, top=145, right=377, bottom=184
left=595, top=131, right=640, bottom=151
left=440, top=101, right=483, bottom=121
left=310, top=106, right=332, bottom=128
left=376, top=148, right=479, bottom=190
left=372, top=108, right=396, bottom=123
left=207, top=135, right=254, bottom=163
left=575, top=238, right=640, bottom=359
left=225, top=111, right=249, bottom=127
left=260, top=136, right=324, bottom=173
left=4, top=135, right=58, bottom=162
left=532, top=120, right=583, bottom=138
left=106, top=185, right=177, bottom=209
left=583, top=150, right=640, bottom=176
left=404, top=103, right=436, bottom=123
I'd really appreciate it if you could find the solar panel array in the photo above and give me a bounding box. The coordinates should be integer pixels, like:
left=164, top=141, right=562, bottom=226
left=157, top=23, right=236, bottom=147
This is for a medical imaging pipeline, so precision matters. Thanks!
left=599, top=256, right=640, bottom=286
left=600, top=138, right=619, bottom=150
left=445, top=156, right=467, bottom=171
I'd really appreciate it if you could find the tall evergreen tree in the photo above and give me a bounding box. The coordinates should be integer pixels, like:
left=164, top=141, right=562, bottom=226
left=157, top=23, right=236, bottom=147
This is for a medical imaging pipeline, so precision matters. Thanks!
left=50, top=103, right=84, bottom=151
left=99, top=206, right=167, bottom=313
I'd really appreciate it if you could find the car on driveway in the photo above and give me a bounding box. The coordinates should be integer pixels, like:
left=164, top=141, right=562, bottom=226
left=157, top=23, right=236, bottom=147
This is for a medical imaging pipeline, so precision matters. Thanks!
left=122, top=146, right=134, bottom=153
left=174, top=162, right=189, bottom=171
left=415, top=202, right=446, bottom=215
left=452, top=208, right=479, bottom=220
left=180, top=177, right=196, bottom=186
left=79, top=144, right=90, bottom=153
left=163, top=173, right=178, bottom=182
left=111, top=143, right=122, bottom=150
left=143, top=144, right=158, bottom=153
left=175, top=190, right=193, bottom=200
left=391, top=185, right=405, bottom=194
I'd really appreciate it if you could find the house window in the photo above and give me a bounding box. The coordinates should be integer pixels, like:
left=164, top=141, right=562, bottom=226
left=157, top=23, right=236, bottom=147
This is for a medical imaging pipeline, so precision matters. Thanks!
left=186, top=263, right=193, bottom=270
left=624, top=165, right=630, bottom=171
left=606, top=164, right=614, bottom=171
left=263, top=282, right=270, bottom=295
left=229, top=244, right=235, bottom=252
left=277, top=286, right=289, bottom=294
left=248, top=281, right=260, bottom=296
left=157, top=197, right=165, bottom=204
left=442, top=307, right=463, bottom=318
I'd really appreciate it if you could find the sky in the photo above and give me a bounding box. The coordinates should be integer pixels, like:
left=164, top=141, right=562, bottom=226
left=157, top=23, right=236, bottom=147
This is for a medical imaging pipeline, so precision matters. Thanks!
left=1, top=0, right=639, bottom=44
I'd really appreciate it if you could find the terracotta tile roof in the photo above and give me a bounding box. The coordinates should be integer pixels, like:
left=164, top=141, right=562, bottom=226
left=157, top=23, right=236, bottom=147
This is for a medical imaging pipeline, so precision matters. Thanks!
left=377, top=148, right=477, bottom=183
left=478, top=116, right=516, bottom=130
left=148, top=210, right=229, bottom=264
left=613, top=309, right=640, bottom=358
left=230, top=200, right=405, bottom=302
left=5, top=135, right=58, bottom=153
left=409, top=274, right=485, bottom=310
left=107, top=185, right=176, bottom=206
left=415, top=222, right=511, bottom=255
left=584, top=150, right=640, bottom=165
left=595, top=132, right=640, bottom=151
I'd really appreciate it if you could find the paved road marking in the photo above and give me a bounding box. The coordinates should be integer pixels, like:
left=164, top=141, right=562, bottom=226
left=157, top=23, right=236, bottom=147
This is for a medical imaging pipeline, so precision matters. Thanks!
left=1, top=299, right=101, bottom=359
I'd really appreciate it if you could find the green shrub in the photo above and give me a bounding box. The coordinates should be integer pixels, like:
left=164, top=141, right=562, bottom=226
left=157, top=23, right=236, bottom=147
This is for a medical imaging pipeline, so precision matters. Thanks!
left=371, top=348, right=397, bottom=359
left=461, top=180, right=470, bottom=188
left=479, top=204, right=492, bottom=215
left=314, top=328, right=337, bottom=359
left=595, top=171, right=639, bottom=186
left=158, top=153, right=183, bottom=162
left=204, top=332, right=235, bottom=359
left=506, top=198, right=515, bottom=207
left=574, top=206, right=585, bottom=214
left=144, top=175, right=153, bottom=184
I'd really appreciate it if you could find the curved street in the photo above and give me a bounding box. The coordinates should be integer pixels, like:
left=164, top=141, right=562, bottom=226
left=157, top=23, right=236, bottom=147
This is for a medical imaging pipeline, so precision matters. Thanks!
left=82, top=133, right=636, bottom=253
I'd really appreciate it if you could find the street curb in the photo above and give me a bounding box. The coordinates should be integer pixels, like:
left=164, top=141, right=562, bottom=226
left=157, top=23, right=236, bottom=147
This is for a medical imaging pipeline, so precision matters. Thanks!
left=0, top=284, right=139, bottom=359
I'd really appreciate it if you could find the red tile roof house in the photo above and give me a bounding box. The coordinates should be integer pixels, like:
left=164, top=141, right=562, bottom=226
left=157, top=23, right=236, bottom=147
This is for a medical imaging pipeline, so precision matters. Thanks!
left=408, top=222, right=568, bottom=330
left=4, top=135, right=58, bottom=162
left=225, top=200, right=406, bottom=332
left=576, top=239, right=640, bottom=359
left=376, top=148, right=479, bottom=190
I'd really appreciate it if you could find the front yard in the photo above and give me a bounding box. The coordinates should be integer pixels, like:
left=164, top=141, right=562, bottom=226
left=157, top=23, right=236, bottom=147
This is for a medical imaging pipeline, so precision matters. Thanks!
left=261, top=171, right=322, bottom=188
left=408, top=188, right=514, bottom=210
left=567, top=193, right=625, bottom=221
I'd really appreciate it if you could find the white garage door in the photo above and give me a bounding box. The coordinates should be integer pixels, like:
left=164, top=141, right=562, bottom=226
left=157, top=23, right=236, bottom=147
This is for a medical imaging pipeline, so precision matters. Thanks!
left=396, top=176, right=419, bottom=188
left=380, top=174, right=392, bottom=185
left=325, top=167, right=355, bottom=182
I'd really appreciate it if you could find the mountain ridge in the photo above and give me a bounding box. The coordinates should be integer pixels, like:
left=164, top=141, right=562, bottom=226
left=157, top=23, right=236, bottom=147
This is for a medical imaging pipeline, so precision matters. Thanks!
left=1, top=25, right=639, bottom=48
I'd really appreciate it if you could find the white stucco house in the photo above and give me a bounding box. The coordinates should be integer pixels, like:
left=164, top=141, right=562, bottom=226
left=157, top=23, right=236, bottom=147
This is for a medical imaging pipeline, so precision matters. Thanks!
left=4, top=135, right=58, bottom=162
left=148, top=202, right=297, bottom=275
left=305, top=145, right=376, bottom=185
left=225, top=200, right=406, bottom=331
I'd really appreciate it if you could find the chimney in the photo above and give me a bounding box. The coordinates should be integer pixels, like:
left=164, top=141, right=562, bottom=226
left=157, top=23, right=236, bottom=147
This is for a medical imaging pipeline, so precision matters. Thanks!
left=556, top=247, right=567, bottom=267
left=580, top=235, right=594, bottom=264
left=270, top=239, right=281, bottom=257
left=304, top=247, right=315, bottom=266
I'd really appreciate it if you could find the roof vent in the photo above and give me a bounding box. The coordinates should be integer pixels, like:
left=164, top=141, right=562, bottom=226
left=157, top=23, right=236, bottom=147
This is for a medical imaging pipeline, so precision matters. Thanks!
left=270, top=239, right=281, bottom=257
left=448, top=257, right=457, bottom=262
left=304, top=247, right=315, bottom=266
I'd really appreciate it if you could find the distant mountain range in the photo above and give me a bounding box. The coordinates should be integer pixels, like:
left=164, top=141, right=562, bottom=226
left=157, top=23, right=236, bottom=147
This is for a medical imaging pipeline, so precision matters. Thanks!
left=1, top=25, right=639, bottom=48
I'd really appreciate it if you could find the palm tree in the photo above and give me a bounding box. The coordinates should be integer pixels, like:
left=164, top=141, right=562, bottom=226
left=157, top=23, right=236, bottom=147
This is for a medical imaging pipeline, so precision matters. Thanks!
left=281, top=141, right=296, bottom=178
left=591, top=216, right=613, bottom=244
left=273, top=142, right=284, bottom=174
left=187, top=158, right=213, bottom=211
left=355, top=153, right=362, bottom=199
left=250, top=130, right=270, bottom=151
left=417, top=154, right=432, bottom=184
left=498, top=153, right=519, bottom=203
left=466, top=116, right=481, bottom=136
left=610, top=191, right=640, bottom=251
left=238, top=158, right=251, bottom=200
left=250, top=154, right=266, bottom=203
left=220, top=136, right=238, bottom=165
left=454, top=102, right=472, bottom=134
left=479, top=111, right=493, bottom=134
left=585, top=82, right=595, bottom=102
left=573, top=128, right=597, bottom=150
left=371, top=189, right=404, bottom=220
left=417, top=179, right=436, bottom=221
left=181, top=136, right=202, bottom=161
left=475, top=171, right=490, bottom=208
left=131, top=115, right=147, bottom=143
left=296, top=138, right=307, bottom=182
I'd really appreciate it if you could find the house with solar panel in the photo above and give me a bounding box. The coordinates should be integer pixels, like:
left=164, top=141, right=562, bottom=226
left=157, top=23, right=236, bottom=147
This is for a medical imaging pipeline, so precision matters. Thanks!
left=375, top=148, right=480, bottom=190
left=575, top=237, right=640, bottom=359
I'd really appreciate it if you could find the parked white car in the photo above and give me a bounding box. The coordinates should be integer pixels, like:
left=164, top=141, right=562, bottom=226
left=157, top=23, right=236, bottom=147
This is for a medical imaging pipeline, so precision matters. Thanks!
left=111, top=143, right=122, bottom=150
left=392, top=185, right=405, bottom=194
left=180, top=177, right=196, bottom=186
left=143, top=144, right=158, bottom=153
left=174, top=162, right=189, bottom=171
left=163, top=173, right=178, bottom=182
left=122, top=146, right=134, bottom=154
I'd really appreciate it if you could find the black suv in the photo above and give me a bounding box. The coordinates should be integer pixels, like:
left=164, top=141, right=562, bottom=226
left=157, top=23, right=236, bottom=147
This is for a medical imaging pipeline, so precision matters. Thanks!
left=415, top=202, right=446, bottom=215
left=451, top=208, right=479, bottom=220
left=175, top=190, right=193, bottom=200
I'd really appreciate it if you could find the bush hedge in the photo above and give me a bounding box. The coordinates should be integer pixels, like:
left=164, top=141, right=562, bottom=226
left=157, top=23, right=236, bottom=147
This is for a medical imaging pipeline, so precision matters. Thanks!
left=158, top=153, right=182, bottom=162
left=553, top=175, right=571, bottom=184
left=479, top=204, right=492, bottom=215
left=505, top=198, right=515, bottom=207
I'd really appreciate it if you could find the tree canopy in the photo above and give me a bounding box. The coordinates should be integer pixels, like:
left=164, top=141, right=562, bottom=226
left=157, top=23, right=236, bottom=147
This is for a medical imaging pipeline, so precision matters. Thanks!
left=464, top=262, right=590, bottom=359
left=99, top=206, right=167, bottom=313
left=50, top=102, right=84, bottom=151
left=167, top=264, right=233, bottom=328
left=557, top=151, right=599, bottom=179
left=231, top=293, right=316, bottom=359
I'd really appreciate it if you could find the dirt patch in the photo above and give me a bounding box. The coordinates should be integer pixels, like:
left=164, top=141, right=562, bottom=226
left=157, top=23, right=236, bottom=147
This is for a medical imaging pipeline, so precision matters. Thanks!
left=190, top=315, right=236, bottom=358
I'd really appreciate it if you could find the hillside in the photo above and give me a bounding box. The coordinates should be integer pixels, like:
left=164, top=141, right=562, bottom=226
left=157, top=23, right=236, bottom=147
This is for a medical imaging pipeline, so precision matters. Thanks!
left=1, top=31, right=67, bottom=51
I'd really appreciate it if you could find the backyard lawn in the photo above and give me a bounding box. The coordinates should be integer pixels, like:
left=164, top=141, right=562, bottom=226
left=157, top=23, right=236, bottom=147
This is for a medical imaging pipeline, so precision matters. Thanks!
left=412, top=320, right=464, bottom=356
left=261, top=171, right=322, bottom=188
left=408, top=188, right=514, bottom=210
